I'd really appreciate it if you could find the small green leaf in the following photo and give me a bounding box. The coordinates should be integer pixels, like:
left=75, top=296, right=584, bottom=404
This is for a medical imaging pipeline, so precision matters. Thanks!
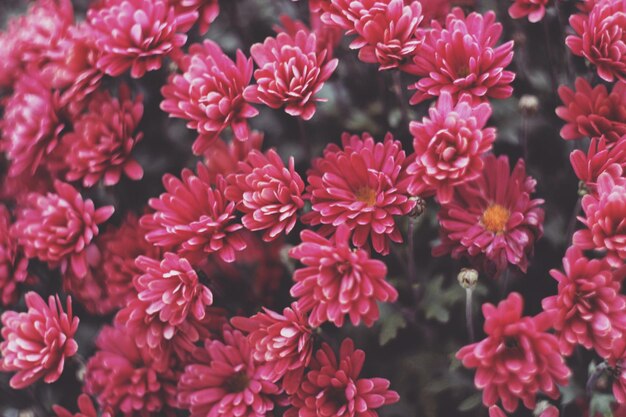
left=589, top=393, right=615, bottom=417
left=457, top=393, right=482, bottom=412
left=379, top=309, right=407, bottom=346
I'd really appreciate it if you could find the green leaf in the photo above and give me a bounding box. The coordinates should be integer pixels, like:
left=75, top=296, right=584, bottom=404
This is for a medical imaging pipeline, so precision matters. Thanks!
left=457, top=393, right=482, bottom=412
left=589, top=393, right=615, bottom=417
left=379, top=309, right=407, bottom=346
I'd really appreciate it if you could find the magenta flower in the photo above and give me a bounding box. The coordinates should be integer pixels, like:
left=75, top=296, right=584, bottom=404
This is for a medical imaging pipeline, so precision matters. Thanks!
left=0, top=204, right=32, bottom=307
left=285, top=338, right=399, bottom=417
left=457, top=292, right=570, bottom=413
left=53, top=394, right=112, bottom=417
left=177, top=327, right=280, bottom=417
left=161, top=40, right=258, bottom=155
left=542, top=246, right=626, bottom=358
left=64, top=85, right=144, bottom=187
left=566, top=0, right=626, bottom=82
left=231, top=303, right=313, bottom=394
left=434, top=154, right=544, bottom=277
left=302, top=132, right=415, bottom=255
left=84, top=325, right=178, bottom=416
left=289, top=226, right=398, bottom=327
left=11, top=181, right=114, bottom=278
left=508, top=0, right=550, bottom=22
left=570, top=136, right=626, bottom=194
left=2, top=74, right=65, bottom=177
left=350, top=0, right=424, bottom=71
left=202, top=131, right=264, bottom=184
left=87, top=0, right=197, bottom=78
left=573, top=170, right=626, bottom=268
left=225, top=149, right=305, bottom=242
left=171, top=0, right=219, bottom=34
left=408, top=8, right=514, bottom=105
left=556, top=77, right=626, bottom=143
left=0, top=292, right=79, bottom=389
left=408, top=92, right=496, bottom=203
left=141, top=166, right=247, bottom=264
left=244, top=30, right=338, bottom=120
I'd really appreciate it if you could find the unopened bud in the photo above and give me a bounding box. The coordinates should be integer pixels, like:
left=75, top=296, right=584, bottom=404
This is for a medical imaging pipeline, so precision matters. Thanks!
left=519, top=94, right=539, bottom=116
left=458, top=268, right=478, bottom=290
left=409, top=196, right=426, bottom=217
left=578, top=180, right=588, bottom=197
left=18, top=410, right=35, bottom=417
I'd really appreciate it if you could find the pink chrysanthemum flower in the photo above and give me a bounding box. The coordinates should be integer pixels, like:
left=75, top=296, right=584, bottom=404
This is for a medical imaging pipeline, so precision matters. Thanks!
left=542, top=246, right=626, bottom=358
left=203, top=131, right=264, bottom=184
left=101, top=213, right=161, bottom=310
left=274, top=13, right=343, bottom=59
left=64, top=85, right=144, bottom=187
left=225, top=149, right=305, bottom=242
left=84, top=325, right=178, bottom=416
left=231, top=303, right=313, bottom=394
left=285, top=338, right=399, bottom=417
left=556, top=78, right=626, bottom=143
left=434, top=154, right=544, bottom=277
left=573, top=170, right=626, bottom=268
left=53, top=394, right=112, bottom=417
left=489, top=404, right=559, bottom=417
left=302, top=132, right=415, bottom=255
left=161, top=40, right=258, bottom=155
left=318, top=0, right=382, bottom=32
left=289, top=226, right=398, bottom=327
left=457, top=292, right=571, bottom=413
left=11, top=181, right=114, bottom=278
left=115, top=252, right=213, bottom=359
left=87, top=0, right=197, bottom=78
left=508, top=0, right=550, bottom=22
left=244, top=30, right=338, bottom=120
left=141, top=165, right=246, bottom=263
left=0, top=204, right=32, bottom=307
left=350, top=0, right=424, bottom=71
left=570, top=136, right=626, bottom=194
left=408, top=92, right=496, bottom=203
left=408, top=8, right=514, bottom=105
left=566, top=0, right=626, bottom=82
left=0, top=292, right=79, bottom=389
left=171, top=0, right=219, bottom=34
left=177, top=327, right=280, bottom=417
left=1, top=74, right=66, bottom=177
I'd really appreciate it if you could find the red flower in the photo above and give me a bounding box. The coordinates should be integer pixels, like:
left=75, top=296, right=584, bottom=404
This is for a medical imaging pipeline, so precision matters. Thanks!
left=408, top=92, right=496, bottom=203
left=566, top=0, right=626, bottom=82
left=101, top=213, right=161, bottom=309
left=161, top=40, right=257, bottom=155
left=141, top=165, right=246, bottom=264
left=274, top=13, right=343, bottom=58
left=508, top=0, right=550, bottom=22
left=231, top=303, right=313, bottom=394
left=302, top=132, right=415, bottom=255
left=289, top=226, right=398, bottom=327
left=53, top=394, right=112, bottom=417
left=244, top=30, right=338, bottom=120
left=318, top=0, right=381, bottom=32
left=573, top=170, right=626, bottom=268
left=285, top=338, right=399, bottom=417
left=570, top=136, right=626, bottom=194
left=556, top=77, right=626, bottom=143
left=1, top=74, right=66, bottom=177
left=225, top=149, right=305, bottom=242
left=64, top=85, right=144, bottom=187
left=202, top=131, right=264, bottom=184
left=434, top=155, right=545, bottom=277
left=115, top=252, right=213, bottom=360
left=0, top=204, right=32, bottom=307
left=170, top=0, right=219, bottom=34
left=542, top=246, right=626, bottom=358
left=408, top=8, right=514, bottom=105
left=350, top=0, right=424, bottom=71
left=177, top=328, right=280, bottom=417
left=84, top=325, right=178, bottom=416
left=490, top=404, right=560, bottom=417
left=457, top=292, right=570, bottom=413
left=11, top=181, right=114, bottom=278
left=0, top=292, right=79, bottom=389
left=87, top=0, right=196, bottom=78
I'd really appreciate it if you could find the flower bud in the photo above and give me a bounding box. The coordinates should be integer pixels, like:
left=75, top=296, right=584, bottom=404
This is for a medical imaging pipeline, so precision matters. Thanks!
left=519, top=94, right=539, bottom=116
left=409, top=196, right=426, bottom=218
left=458, top=268, right=478, bottom=290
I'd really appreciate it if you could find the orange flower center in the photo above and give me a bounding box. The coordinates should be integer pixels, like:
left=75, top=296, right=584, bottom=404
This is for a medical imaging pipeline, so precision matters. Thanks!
left=481, top=204, right=510, bottom=234
left=355, top=187, right=377, bottom=206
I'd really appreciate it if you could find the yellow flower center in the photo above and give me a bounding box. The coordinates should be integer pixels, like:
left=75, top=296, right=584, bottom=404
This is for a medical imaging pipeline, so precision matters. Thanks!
left=481, top=204, right=510, bottom=234
left=355, top=187, right=377, bottom=206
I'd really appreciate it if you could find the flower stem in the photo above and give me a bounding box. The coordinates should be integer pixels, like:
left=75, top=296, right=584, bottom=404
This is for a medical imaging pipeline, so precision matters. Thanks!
left=465, top=288, right=475, bottom=342
left=407, top=218, right=416, bottom=285
left=298, top=118, right=312, bottom=162
left=392, top=71, right=409, bottom=133
left=565, top=196, right=582, bottom=246
left=542, top=19, right=559, bottom=91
